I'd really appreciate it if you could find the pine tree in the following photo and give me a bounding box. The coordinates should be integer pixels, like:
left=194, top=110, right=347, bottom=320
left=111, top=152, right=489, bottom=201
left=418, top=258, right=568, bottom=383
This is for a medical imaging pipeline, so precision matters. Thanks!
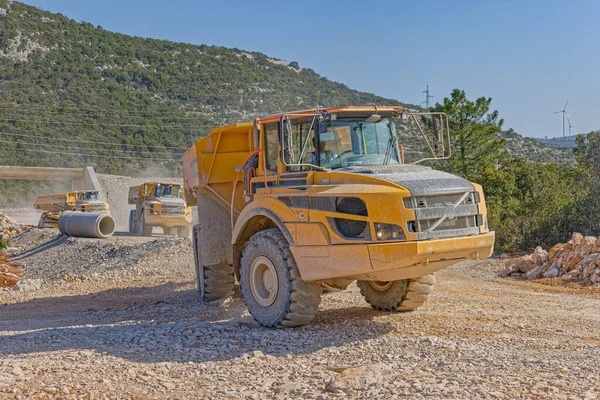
left=433, top=89, right=505, bottom=180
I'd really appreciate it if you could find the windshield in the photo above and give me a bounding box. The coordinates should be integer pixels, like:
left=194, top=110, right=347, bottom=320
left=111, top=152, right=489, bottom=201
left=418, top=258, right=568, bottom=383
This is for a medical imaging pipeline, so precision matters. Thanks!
left=154, top=184, right=182, bottom=199
left=315, top=117, right=400, bottom=169
left=76, top=192, right=99, bottom=201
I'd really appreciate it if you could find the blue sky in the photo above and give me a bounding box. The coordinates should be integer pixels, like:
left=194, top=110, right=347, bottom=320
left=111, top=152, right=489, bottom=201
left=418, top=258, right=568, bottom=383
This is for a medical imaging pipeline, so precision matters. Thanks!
left=23, top=0, right=600, bottom=138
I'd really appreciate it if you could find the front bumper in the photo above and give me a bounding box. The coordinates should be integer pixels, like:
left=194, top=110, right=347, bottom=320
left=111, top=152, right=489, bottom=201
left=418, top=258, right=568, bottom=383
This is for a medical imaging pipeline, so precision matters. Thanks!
left=145, top=214, right=192, bottom=228
left=291, top=231, right=495, bottom=281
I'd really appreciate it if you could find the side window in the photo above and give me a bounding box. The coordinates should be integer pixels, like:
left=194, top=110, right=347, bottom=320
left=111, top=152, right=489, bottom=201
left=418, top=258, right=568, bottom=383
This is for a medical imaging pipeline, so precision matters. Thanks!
left=263, top=123, right=279, bottom=172
left=286, top=121, right=316, bottom=172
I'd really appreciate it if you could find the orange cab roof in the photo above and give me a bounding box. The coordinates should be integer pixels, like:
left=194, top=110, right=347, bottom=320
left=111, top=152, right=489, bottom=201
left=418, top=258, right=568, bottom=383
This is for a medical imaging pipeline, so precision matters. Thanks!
left=257, top=105, right=403, bottom=124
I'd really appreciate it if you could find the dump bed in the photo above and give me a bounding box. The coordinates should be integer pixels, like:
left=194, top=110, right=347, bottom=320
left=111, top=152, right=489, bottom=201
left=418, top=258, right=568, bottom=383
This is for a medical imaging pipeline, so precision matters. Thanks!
left=183, top=122, right=254, bottom=211
left=34, top=193, right=72, bottom=212
left=128, top=185, right=140, bottom=204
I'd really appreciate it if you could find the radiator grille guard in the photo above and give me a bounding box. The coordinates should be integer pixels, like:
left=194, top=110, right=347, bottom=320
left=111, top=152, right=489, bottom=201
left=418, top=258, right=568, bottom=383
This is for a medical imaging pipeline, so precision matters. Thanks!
left=163, top=205, right=186, bottom=216
left=404, top=192, right=482, bottom=240
left=340, top=164, right=483, bottom=240
left=90, top=204, right=107, bottom=212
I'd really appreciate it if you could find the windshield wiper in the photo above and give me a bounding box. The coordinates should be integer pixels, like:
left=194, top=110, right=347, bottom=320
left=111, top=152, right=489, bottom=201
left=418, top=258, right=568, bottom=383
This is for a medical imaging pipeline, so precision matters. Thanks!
left=383, top=136, right=398, bottom=165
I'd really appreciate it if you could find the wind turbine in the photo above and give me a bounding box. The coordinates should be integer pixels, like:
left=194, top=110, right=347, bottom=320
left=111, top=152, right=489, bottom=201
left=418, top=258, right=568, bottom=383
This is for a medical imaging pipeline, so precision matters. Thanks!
left=567, top=115, right=573, bottom=137
left=553, top=100, right=568, bottom=138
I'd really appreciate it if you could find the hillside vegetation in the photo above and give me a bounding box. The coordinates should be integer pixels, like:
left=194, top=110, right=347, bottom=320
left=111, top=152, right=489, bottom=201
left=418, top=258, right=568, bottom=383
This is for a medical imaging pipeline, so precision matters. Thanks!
left=0, top=0, right=406, bottom=178
left=501, top=129, right=574, bottom=164
left=538, top=133, right=593, bottom=149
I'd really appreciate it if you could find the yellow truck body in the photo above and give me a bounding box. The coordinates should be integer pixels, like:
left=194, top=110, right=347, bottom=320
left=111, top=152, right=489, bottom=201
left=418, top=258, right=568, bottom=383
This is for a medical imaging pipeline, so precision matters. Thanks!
left=34, top=190, right=109, bottom=228
left=128, top=182, right=192, bottom=237
left=184, top=106, right=495, bottom=327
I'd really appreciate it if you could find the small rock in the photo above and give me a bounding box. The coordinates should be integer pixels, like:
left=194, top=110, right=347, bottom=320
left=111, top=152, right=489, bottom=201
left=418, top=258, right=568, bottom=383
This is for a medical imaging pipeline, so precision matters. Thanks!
left=208, top=297, right=233, bottom=307
left=251, top=350, right=265, bottom=358
left=12, top=278, right=42, bottom=292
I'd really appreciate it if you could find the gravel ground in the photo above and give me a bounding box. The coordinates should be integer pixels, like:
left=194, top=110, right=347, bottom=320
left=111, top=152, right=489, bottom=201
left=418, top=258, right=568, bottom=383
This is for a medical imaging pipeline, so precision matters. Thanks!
left=7, top=229, right=193, bottom=288
left=1, top=255, right=599, bottom=399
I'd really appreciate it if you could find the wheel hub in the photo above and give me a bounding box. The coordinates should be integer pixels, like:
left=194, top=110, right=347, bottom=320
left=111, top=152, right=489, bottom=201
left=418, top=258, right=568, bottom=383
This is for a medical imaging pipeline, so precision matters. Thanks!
left=249, top=256, right=278, bottom=306
left=369, top=280, right=393, bottom=291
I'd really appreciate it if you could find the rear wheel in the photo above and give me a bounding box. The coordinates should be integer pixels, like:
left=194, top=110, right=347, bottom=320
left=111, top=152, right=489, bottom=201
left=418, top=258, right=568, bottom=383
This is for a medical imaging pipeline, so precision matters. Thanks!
left=177, top=225, right=191, bottom=238
left=357, top=274, right=435, bottom=312
left=192, top=224, right=234, bottom=300
left=240, top=228, right=322, bottom=327
left=139, top=212, right=152, bottom=236
left=128, top=210, right=138, bottom=234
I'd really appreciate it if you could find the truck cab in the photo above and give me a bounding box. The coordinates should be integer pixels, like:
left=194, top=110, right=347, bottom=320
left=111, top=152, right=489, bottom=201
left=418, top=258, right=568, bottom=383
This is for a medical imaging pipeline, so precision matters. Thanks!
left=72, top=190, right=110, bottom=213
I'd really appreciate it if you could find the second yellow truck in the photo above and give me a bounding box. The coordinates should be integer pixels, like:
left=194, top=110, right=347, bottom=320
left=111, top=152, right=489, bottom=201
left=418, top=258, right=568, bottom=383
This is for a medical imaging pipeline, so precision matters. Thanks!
left=184, top=106, right=495, bottom=327
left=128, top=182, right=192, bottom=237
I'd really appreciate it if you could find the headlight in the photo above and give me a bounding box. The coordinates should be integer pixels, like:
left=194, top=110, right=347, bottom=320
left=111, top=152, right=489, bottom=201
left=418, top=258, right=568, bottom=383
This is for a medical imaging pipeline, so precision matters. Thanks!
left=374, top=223, right=405, bottom=241
left=147, top=204, right=161, bottom=215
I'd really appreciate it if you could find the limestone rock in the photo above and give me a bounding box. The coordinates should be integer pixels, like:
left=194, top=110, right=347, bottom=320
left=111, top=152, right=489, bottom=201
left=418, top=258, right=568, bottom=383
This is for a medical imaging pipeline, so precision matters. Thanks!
left=326, top=364, right=392, bottom=392
left=531, top=246, right=549, bottom=265
left=515, top=257, right=533, bottom=273
left=525, top=265, right=545, bottom=280
left=543, top=265, right=559, bottom=279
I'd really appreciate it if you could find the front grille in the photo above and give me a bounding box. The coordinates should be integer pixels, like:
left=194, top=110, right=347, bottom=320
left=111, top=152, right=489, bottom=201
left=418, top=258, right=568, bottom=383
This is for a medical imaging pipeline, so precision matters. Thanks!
left=404, top=192, right=482, bottom=240
left=90, top=204, right=106, bottom=212
left=163, top=205, right=185, bottom=216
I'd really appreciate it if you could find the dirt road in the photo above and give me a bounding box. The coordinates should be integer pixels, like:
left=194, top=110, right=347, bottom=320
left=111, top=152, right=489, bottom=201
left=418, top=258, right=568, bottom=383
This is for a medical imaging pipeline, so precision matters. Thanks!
left=1, top=259, right=599, bottom=399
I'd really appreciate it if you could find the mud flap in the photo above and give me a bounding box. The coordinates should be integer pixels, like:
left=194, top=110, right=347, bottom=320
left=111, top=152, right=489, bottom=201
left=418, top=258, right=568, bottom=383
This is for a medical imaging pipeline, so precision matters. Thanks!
left=192, top=223, right=205, bottom=301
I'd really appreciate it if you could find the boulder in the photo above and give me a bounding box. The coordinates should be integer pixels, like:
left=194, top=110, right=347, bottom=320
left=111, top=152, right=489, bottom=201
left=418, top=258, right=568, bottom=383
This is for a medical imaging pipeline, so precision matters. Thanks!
left=531, top=246, right=549, bottom=265
left=543, top=265, right=560, bottom=279
left=548, top=244, right=565, bottom=262
left=562, top=269, right=581, bottom=282
left=571, top=232, right=584, bottom=247
left=515, top=256, right=534, bottom=273
left=525, top=265, right=545, bottom=280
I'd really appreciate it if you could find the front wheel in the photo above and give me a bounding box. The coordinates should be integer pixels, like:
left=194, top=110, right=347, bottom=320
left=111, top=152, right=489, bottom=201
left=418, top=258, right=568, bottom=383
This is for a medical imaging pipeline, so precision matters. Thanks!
left=240, top=228, right=322, bottom=327
left=357, top=275, right=435, bottom=312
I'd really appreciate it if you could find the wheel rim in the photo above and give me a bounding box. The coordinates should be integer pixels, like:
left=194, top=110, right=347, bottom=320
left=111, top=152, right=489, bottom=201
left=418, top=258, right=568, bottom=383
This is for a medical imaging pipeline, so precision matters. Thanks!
left=249, top=256, right=278, bottom=307
left=369, top=281, right=393, bottom=291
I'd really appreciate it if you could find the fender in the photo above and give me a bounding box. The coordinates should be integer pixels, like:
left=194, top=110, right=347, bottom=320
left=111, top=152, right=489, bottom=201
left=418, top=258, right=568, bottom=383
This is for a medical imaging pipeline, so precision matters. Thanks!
left=231, top=197, right=298, bottom=245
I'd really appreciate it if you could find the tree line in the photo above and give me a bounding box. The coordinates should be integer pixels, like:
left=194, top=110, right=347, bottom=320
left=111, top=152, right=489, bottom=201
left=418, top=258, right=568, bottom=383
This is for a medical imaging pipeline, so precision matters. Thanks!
left=433, top=89, right=599, bottom=252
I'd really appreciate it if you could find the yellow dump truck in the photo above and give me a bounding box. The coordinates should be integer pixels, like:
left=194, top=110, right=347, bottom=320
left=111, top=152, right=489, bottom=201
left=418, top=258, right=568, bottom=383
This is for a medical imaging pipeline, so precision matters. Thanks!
left=128, top=182, right=192, bottom=237
left=34, top=190, right=110, bottom=228
left=183, top=106, right=495, bottom=327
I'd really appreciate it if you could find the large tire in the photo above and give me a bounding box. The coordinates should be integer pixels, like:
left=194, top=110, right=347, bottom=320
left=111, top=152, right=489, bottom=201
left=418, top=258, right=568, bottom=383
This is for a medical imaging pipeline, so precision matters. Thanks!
left=128, top=210, right=137, bottom=234
left=139, top=212, right=152, bottom=236
left=192, top=224, right=234, bottom=300
left=204, top=264, right=235, bottom=301
left=177, top=225, right=191, bottom=238
left=357, top=274, right=435, bottom=312
left=240, top=228, right=322, bottom=328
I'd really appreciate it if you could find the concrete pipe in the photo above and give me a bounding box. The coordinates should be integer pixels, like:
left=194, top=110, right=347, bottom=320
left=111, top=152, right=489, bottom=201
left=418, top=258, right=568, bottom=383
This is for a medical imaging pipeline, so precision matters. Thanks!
left=58, top=211, right=116, bottom=238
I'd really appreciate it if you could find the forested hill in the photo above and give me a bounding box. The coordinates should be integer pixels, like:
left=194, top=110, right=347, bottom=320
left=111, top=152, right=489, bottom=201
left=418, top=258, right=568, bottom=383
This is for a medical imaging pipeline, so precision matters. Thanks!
left=0, top=1, right=408, bottom=176
left=0, top=0, right=576, bottom=181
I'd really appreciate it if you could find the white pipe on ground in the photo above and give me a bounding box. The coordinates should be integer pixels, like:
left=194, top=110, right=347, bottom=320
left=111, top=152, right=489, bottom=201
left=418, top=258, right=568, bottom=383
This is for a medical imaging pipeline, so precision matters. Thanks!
left=58, top=211, right=116, bottom=238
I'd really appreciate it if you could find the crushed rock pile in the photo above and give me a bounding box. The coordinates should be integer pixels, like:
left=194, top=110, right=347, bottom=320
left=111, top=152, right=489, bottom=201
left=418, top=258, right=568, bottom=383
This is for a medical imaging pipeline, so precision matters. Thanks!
left=501, top=232, right=600, bottom=286
left=0, top=258, right=20, bottom=289
left=8, top=229, right=194, bottom=290
left=0, top=212, right=28, bottom=242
